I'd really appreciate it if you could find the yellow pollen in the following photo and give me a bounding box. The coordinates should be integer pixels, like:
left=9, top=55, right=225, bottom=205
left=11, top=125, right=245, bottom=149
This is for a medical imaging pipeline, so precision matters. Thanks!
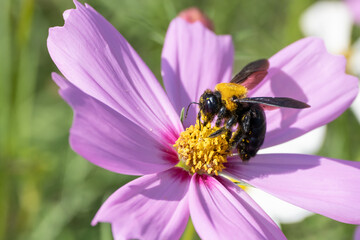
left=174, top=121, right=232, bottom=175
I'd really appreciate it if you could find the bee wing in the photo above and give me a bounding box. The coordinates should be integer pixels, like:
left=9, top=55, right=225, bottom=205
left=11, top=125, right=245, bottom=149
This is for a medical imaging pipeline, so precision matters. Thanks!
left=234, top=97, right=310, bottom=110
left=230, top=59, right=269, bottom=90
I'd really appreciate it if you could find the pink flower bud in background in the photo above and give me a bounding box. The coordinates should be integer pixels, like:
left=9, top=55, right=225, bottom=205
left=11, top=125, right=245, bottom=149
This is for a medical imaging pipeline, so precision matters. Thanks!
left=178, top=7, right=214, bottom=31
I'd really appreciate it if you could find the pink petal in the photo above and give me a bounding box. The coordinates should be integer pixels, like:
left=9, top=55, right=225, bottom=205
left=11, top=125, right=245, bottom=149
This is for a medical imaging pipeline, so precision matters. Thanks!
left=189, top=174, right=286, bottom=240
left=224, top=154, right=360, bottom=224
left=161, top=17, right=234, bottom=127
left=47, top=0, right=182, bottom=141
left=346, top=0, right=360, bottom=24
left=249, top=37, right=358, bottom=148
left=52, top=73, right=178, bottom=175
left=92, top=167, right=191, bottom=240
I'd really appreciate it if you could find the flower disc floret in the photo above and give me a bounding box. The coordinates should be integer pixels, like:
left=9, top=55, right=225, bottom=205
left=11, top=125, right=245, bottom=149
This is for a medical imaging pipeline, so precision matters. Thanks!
left=174, top=121, right=232, bottom=175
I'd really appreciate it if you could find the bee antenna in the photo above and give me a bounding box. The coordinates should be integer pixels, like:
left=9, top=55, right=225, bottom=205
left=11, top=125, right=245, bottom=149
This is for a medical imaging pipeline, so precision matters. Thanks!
left=185, top=102, right=199, bottom=120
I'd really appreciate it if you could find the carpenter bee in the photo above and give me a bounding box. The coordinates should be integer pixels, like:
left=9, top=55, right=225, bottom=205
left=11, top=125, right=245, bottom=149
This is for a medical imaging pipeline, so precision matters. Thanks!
left=193, top=59, right=310, bottom=161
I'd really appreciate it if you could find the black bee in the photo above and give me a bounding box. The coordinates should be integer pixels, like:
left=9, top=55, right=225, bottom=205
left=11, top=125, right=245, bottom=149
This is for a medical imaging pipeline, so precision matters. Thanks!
left=196, top=59, right=310, bottom=161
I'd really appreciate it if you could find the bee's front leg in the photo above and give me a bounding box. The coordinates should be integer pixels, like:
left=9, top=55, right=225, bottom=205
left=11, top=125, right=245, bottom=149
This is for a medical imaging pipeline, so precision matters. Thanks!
left=215, top=106, right=228, bottom=127
left=209, top=115, right=237, bottom=138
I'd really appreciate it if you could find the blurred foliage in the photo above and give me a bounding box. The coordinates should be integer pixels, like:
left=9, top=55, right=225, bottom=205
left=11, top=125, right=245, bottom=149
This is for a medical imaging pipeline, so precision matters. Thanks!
left=282, top=214, right=357, bottom=240
left=0, top=0, right=359, bottom=239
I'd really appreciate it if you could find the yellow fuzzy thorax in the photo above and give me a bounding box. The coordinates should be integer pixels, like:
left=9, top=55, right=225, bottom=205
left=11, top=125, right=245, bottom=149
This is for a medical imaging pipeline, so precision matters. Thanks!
left=215, top=83, right=248, bottom=111
left=173, top=121, right=232, bottom=175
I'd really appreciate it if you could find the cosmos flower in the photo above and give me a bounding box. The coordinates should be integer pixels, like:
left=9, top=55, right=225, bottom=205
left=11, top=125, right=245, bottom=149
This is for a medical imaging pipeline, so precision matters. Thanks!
left=48, top=1, right=360, bottom=239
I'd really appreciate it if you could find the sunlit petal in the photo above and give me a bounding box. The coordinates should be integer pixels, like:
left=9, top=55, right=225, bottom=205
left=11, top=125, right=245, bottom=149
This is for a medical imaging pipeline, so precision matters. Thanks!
left=92, top=168, right=191, bottom=240
left=189, top=174, right=286, bottom=240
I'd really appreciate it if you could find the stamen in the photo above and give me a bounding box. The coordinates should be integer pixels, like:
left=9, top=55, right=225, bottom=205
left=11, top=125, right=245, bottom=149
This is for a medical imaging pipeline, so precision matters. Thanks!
left=174, top=121, right=232, bottom=175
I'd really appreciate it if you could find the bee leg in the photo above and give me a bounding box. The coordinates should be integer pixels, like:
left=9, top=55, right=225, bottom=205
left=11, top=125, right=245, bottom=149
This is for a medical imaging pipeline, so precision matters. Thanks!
left=230, top=134, right=250, bottom=161
left=209, top=115, right=237, bottom=138
left=240, top=111, right=251, bottom=133
left=236, top=109, right=261, bottom=161
left=230, top=129, right=244, bottom=148
left=225, top=114, right=238, bottom=129
left=208, top=127, right=227, bottom=138
left=236, top=137, right=251, bottom=161
left=215, top=106, right=228, bottom=127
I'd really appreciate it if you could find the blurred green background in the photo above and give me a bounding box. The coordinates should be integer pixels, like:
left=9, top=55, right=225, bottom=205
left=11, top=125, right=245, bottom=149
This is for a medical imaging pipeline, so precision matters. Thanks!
left=1, top=0, right=359, bottom=239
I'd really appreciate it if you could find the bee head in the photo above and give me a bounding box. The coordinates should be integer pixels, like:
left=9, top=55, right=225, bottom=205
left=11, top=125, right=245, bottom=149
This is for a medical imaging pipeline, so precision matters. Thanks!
left=200, top=90, right=221, bottom=117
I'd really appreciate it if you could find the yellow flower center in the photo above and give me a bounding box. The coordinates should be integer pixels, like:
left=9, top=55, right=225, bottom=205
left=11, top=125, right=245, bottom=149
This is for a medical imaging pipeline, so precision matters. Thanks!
left=173, top=121, right=232, bottom=175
